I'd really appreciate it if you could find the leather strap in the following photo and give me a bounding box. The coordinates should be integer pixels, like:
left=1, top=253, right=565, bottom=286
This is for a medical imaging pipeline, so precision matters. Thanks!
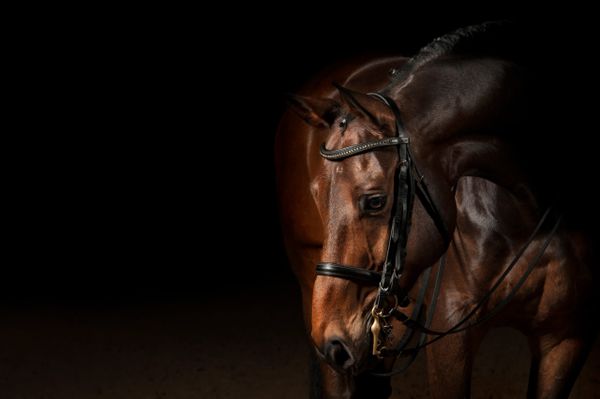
left=415, top=177, right=451, bottom=245
left=372, top=254, right=446, bottom=377
left=320, top=137, right=405, bottom=160
left=391, top=264, right=433, bottom=353
left=316, top=263, right=381, bottom=285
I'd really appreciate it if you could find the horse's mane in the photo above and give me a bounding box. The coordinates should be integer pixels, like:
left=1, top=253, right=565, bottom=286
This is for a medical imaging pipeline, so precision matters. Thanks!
left=388, top=20, right=521, bottom=86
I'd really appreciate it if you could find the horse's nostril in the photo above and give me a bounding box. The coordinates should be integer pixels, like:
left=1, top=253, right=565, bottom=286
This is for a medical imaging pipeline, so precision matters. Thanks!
left=324, top=339, right=354, bottom=371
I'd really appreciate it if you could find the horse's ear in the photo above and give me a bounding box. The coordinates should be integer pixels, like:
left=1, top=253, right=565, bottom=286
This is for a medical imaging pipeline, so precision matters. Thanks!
left=286, top=94, right=340, bottom=128
left=333, top=83, right=391, bottom=126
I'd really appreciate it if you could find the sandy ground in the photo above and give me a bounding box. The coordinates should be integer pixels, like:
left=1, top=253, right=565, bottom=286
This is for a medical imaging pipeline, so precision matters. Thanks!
left=0, top=283, right=597, bottom=399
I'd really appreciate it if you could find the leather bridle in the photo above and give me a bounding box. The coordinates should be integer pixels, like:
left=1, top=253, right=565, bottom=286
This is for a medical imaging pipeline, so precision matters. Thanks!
left=313, top=90, right=562, bottom=373
left=316, top=92, right=451, bottom=358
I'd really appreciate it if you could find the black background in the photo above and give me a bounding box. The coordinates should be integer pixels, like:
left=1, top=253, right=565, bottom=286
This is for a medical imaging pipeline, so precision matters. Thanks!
left=11, top=7, right=596, bottom=303
left=3, top=9, right=598, bottom=398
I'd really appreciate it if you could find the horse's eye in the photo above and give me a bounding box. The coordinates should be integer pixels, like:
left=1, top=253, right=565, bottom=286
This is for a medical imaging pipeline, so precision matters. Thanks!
left=360, top=194, right=387, bottom=214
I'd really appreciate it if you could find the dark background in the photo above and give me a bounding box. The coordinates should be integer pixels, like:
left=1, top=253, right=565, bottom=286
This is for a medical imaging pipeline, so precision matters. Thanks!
left=4, top=8, right=599, bottom=398
left=11, top=9, right=535, bottom=302
left=12, top=7, right=597, bottom=302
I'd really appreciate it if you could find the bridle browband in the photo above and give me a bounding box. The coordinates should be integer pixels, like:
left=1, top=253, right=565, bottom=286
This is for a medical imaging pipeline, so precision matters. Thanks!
left=320, top=137, right=405, bottom=160
left=314, top=90, right=562, bottom=374
left=316, top=92, right=450, bottom=358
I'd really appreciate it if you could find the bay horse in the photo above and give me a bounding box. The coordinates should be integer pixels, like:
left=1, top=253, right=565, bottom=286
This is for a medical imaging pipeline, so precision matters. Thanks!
left=275, top=22, right=598, bottom=398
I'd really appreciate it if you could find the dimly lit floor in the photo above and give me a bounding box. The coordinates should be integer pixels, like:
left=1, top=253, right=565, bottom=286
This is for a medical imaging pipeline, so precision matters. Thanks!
left=0, top=282, right=597, bottom=399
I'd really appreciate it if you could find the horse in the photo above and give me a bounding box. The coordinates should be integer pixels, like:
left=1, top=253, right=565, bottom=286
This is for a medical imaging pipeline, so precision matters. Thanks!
left=275, top=22, right=598, bottom=398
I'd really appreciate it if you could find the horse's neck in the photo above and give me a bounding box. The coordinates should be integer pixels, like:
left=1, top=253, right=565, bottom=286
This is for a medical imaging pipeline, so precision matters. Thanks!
left=396, top=57, right=545, bottom=200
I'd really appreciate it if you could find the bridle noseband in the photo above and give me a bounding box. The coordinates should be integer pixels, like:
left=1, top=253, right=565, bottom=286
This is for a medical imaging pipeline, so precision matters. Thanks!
left=315, top=92, right=450, bottom=358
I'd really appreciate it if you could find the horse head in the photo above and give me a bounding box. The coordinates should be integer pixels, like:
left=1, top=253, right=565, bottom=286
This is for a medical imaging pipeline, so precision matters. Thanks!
left=289, top=84, right=457, bottom=377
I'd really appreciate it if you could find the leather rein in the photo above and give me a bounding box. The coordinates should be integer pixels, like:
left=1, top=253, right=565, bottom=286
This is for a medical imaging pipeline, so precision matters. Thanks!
left=314, top=92, right=562, bottom=375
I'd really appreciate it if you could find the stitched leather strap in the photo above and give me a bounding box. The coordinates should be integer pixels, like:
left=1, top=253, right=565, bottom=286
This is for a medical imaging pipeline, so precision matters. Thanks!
left=319, top=137, right=405, bottom=160
left=316, top=263, right=381, bottom=285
